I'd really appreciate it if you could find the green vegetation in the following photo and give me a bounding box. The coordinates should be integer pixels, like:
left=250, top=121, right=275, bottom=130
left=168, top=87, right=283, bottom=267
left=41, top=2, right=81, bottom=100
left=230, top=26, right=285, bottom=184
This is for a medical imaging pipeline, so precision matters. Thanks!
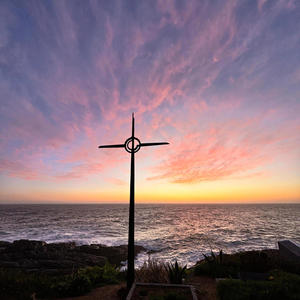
left=194, top=249, right=239, bottom=278
left=0, top=262, right=120, bottom=299
left=194, top=250, right=300, bottom=300
left=136, top=258, right=169, bottom=283
left=194, top=249, right=300, bottom=278
left=136, top=258, right=187, bottom=284
left=166, top=261, right=187, bottom=284
left=2, top=249, right=299, bottom=299
left=217, top=270, right=300, bottom=300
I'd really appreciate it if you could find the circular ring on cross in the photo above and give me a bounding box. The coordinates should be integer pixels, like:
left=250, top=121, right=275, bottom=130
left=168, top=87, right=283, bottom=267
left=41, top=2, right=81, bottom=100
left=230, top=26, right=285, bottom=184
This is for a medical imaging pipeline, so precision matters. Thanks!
left=125, top=137, right=141, bottom=153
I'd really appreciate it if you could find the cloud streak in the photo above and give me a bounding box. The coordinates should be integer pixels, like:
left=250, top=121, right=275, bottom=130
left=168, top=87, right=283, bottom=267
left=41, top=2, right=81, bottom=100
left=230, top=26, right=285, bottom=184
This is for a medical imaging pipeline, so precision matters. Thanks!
left=0, top=0, right=299, bottom=201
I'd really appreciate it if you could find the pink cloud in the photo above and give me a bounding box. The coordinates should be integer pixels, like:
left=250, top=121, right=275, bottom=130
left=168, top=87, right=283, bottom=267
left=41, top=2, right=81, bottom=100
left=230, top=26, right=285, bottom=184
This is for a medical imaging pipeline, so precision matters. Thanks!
left=1, top=0, right=299, bottom=189
left=148, top=115, right=300, bottom=183
left=257, top=0, right=268, bottom=13
left=55, top=162, right=104, bottom=180
left=105, top=177, right=127, bottom=186
left=0, top=159, right=39, bottom=180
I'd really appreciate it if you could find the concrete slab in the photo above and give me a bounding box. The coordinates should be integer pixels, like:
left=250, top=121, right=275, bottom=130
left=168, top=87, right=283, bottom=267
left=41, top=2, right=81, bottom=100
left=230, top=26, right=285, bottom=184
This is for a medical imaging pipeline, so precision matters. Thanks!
left=278, top=240, right=300, bottom=262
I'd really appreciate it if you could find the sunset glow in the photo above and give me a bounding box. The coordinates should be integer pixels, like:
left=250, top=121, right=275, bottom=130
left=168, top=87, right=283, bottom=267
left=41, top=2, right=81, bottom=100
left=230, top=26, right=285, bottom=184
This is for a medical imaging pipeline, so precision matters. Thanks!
left=0, top=0, right=299, bottom=203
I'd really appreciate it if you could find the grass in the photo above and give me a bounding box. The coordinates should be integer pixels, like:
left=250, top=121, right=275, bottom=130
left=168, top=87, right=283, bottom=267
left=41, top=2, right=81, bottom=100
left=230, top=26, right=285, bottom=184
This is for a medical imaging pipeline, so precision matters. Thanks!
left=135, top=258, right=187, bottom=284
left=135, top=258, right=169, bottom=283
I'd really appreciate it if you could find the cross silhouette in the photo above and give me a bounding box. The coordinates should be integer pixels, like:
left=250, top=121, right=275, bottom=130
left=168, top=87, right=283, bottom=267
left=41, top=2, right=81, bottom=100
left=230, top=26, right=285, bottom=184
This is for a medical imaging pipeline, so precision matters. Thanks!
left=98, top=113, right=169, bottom=290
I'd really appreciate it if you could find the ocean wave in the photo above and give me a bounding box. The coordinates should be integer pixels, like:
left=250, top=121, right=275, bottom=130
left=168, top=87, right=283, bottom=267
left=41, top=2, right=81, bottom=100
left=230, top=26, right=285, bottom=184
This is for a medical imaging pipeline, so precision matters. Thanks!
left=1, top=204, right=299, bottom=266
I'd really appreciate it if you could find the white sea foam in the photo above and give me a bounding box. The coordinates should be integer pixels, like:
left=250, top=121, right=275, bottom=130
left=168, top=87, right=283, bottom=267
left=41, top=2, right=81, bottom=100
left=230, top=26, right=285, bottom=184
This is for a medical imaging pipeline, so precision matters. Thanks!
left=0, top=203, right=299, bottom=267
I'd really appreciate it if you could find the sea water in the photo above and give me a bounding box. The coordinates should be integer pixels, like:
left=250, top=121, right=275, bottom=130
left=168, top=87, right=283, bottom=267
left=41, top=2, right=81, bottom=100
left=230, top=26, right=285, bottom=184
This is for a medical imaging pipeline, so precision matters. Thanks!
left=0, top=204, right=299, bottom=267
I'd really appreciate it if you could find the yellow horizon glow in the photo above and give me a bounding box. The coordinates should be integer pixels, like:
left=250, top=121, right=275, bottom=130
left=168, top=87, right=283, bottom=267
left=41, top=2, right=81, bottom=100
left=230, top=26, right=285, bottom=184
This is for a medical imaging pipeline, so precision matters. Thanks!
left=1, top=182, right=299, bottom=204
left=1, top=168, right=299, bottom=204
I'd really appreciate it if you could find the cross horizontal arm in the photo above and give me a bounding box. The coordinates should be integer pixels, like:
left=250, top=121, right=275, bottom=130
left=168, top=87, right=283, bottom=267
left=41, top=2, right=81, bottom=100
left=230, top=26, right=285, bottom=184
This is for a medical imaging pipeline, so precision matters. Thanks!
left=140, top=142, right=169, bottom=147
left=98, top=144, right=124, bottom=149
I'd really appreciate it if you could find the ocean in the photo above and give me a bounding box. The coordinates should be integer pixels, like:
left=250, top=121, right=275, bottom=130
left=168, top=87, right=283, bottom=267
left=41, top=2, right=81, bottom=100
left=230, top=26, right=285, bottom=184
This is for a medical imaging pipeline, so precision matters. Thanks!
left=0, top=204, right=299, bottom=267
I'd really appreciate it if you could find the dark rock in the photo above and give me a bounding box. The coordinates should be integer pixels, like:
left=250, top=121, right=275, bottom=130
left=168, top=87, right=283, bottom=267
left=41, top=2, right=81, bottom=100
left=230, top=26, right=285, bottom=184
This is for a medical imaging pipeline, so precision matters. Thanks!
left=278, top=240, right=300, bottom=262
left=0, top=241, right=11, bottom=248
left=240, top=271, right=269, bottom=281
left=0, top=239, right=146, bottom=275
left=78, top=244, right=145, bottom=265
left=0, top=261, right=20, bottom=268
left=47, top=241, right=76, bottom=251
left=12, top=239, right=46, bottom=250
left=19, top=259, right=39, bottom=268
left=38, top=259, right=77, bottom=269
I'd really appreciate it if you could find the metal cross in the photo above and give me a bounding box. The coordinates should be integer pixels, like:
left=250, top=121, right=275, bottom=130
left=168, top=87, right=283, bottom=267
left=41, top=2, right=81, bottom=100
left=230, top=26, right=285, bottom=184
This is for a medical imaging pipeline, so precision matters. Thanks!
left=98, top=113, right=169, bottom=290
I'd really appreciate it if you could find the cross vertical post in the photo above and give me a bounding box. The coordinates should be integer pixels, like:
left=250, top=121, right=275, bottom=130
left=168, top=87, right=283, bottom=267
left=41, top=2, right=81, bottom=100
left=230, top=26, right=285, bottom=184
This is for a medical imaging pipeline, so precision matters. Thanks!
left=128, top=113, right=135, bottom=289
left=98, top=113, right=169, bottom=291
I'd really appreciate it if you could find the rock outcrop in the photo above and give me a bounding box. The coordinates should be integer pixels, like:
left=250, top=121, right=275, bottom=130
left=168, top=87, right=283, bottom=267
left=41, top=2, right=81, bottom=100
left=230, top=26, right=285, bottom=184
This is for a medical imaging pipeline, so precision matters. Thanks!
left=0, top=239, right=146, bottom=274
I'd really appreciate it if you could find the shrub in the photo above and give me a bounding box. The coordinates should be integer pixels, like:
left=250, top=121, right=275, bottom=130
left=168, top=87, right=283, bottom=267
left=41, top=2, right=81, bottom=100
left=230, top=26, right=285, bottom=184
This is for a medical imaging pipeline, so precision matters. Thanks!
left=238, top=251, right=272, bottom=273
left=78, top=265, right=104, bottom=285
left=77, top=263, right=120, bottom=285
left=217, top=271, right=300, bottom=300
left=136, top=257, right=169, bottom=283
left=68, top=272, right=92, bottom=296
left=166, top=260, right=187, bottom=284
left=0, top=268, right=57, bottom=299
left=0, top=263, right=121, bottom=299
left=102, top=261, right=120, bottom=284
left=194, top=250, right=239, bottom=278
left=194, top=261, right=239, bottom=278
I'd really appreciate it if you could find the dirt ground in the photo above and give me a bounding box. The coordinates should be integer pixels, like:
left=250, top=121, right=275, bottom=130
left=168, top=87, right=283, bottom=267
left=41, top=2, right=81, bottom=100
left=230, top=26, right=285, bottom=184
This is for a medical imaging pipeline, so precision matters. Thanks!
left=57, top=283, right=126, bottom=300
left=54, top=276, right=217, bottom=300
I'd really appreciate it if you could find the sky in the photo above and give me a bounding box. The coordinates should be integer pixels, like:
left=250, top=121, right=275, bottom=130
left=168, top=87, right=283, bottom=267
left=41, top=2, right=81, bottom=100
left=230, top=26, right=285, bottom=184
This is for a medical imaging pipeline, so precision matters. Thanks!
left=0, top=0, right=299, bottom=204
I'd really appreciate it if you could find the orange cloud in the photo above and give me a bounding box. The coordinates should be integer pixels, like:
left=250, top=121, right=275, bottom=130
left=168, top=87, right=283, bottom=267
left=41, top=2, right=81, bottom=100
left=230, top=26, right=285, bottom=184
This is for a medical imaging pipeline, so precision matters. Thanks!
left=148, top=115, right=300, bottom=184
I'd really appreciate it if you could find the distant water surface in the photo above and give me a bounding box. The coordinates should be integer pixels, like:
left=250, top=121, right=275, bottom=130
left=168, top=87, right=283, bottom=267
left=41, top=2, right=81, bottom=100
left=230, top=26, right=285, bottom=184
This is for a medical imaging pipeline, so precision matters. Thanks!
left=0, top=204, right=299, bottom=267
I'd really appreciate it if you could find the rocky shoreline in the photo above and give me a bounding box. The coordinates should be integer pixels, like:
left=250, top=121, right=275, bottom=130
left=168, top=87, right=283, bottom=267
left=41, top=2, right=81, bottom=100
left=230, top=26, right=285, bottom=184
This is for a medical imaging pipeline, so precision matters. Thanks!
left=0, top=240, right=146, bottom=275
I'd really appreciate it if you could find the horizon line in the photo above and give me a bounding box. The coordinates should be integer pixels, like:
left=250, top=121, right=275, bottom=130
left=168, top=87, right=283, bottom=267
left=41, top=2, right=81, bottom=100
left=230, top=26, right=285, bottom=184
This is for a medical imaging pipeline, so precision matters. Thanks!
left=1, top=201, right=299, bottom=205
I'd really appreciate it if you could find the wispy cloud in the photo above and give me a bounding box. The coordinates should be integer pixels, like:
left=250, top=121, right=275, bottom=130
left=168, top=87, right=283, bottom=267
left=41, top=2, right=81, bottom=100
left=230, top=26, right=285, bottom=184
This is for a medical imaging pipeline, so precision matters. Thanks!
left=148, top=113, right=300, bottom=183
left=0, top=0, right=299, bottom=197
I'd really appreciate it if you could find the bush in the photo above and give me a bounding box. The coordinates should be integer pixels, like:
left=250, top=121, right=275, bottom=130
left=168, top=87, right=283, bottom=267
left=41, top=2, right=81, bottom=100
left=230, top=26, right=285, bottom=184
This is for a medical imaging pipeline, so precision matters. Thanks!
left=78, top=265, right=104, bottom=285
left=217, top=271, right=300, bottom=300
left=136, top=258, right=169, bottom=283
left=194, top=260, right=239, bottom=278
left=78, top=262, right=120, bottom=285
left=238, top=251, right=273, bottom=273
left=102, top=261, right=120, bottom=283
left=0, top=263, right=121, bottom=299
left=166, top=261, right=187, bottom=284
left=0, top=268, right=57, bottom=299
left=69, top=272, right=92, bottom=295
left=194, top=250, right=239, bottom=278
left=194, top=250, right=291, bottom=278
left=56, top=263, right=120, bottom=296
left=56, top=272, right=92, bottom=297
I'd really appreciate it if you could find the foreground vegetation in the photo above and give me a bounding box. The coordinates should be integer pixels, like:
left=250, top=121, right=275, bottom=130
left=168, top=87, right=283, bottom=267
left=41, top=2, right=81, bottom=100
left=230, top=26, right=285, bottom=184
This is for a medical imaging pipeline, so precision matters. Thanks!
left=217, top=270, right=300, bottom=300
left=194, top=249, right=300, bottom=278
left=1, top=249, right=299, bottom=299
left=193, top=249, right=300, bottom=300
left=136, top=258, right=188, bottom=284
left=0, top=262, right=121, bottom=299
